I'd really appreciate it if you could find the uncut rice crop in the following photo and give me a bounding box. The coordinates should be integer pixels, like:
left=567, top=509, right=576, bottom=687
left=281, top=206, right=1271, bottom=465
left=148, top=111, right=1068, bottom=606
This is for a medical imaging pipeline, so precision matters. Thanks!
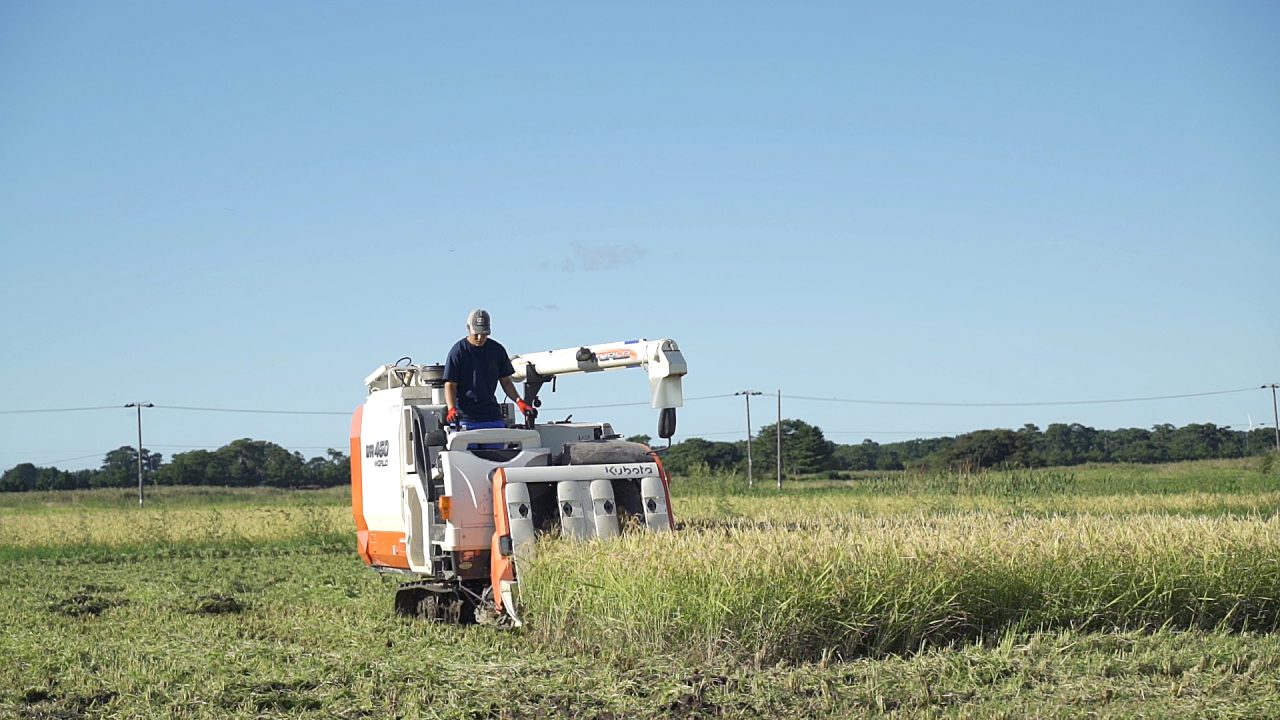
left=518, top=513, right=1280, bottom=663
left=671, top=490, right=1280, bottom=526
left=0, top=505, right=350, bottom=555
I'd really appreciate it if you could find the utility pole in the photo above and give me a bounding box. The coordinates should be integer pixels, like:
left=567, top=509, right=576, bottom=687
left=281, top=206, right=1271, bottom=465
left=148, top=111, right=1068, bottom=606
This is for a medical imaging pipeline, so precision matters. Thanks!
left=735, top=391, right=762, bottom=488
left=1264, top=384, right=1280, bottom=451
left=776, top=389, right=783, bottom=490
left=125, top=402, right=154, bottom=507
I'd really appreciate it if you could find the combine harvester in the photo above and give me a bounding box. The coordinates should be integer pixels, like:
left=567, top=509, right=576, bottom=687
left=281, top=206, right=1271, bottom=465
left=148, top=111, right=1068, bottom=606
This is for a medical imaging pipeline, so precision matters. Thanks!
left=349, top=338, right=687, bottom=624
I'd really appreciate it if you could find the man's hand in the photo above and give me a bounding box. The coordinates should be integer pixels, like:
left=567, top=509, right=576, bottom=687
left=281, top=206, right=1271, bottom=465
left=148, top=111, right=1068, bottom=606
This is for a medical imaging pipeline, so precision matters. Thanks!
left=446, top=407, right=459, bottom=424
left=516, top=399, right=534, bottom=416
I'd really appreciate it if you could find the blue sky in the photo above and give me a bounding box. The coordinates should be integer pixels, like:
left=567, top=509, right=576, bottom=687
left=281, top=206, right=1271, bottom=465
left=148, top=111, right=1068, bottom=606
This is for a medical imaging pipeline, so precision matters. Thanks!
left=2, top=2, right=1277, bottom=471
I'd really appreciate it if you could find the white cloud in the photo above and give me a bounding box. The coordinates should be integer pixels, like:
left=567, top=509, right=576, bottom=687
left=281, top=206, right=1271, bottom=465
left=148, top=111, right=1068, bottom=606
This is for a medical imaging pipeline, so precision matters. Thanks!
left=562, top=242, right=648, bottom=272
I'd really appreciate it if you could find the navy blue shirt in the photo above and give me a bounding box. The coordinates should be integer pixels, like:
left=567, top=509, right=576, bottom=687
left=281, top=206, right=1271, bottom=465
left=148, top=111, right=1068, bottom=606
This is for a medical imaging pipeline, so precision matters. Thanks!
left=443, top=338, right=516, bottom=421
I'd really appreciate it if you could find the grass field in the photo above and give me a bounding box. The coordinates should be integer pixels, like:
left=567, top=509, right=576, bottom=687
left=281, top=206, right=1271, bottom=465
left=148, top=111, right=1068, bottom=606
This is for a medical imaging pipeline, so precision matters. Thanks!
left=2, top=459, right=1278, bottom=718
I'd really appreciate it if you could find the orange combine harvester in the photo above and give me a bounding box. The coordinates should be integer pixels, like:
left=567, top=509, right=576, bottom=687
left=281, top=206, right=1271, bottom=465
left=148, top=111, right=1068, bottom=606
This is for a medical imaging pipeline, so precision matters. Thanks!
left=350, top=339, right=686, bottom=624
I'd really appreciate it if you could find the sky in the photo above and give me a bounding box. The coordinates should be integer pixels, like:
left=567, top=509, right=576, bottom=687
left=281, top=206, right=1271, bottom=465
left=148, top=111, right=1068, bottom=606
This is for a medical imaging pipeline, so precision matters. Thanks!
left=2, top=1, right=1278, bottom=471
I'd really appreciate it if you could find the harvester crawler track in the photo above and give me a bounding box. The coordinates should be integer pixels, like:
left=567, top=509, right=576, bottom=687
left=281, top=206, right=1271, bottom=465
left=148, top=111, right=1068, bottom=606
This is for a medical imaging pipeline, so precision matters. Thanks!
left=393, top=581, right=486, bottom=624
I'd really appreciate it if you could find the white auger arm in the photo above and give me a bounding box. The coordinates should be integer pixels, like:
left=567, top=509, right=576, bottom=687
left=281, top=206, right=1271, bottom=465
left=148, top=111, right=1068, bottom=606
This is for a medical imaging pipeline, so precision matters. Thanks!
left=509, top=338, right=687, bottom=438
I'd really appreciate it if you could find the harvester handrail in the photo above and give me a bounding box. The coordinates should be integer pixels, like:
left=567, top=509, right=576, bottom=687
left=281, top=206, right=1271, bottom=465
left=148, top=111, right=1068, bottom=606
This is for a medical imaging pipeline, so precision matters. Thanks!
left=444, top=428, right=543, bottom=452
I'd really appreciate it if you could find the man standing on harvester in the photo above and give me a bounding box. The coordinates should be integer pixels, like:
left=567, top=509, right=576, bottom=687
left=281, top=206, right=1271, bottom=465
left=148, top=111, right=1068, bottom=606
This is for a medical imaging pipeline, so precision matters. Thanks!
left=443, top=309, right=534, bottom=430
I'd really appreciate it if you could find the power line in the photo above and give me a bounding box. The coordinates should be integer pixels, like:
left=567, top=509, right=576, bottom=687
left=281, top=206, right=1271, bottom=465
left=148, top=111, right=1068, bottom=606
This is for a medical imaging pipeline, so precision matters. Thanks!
left=1, top=442, right=341, bottom=455
left=824, top=430, right=964, bottom=436
left=682, top=430, right=744, bottom=437
left=2, top=442, right=346, bottom=465
left=153, top=404, right=349, bottom=416
left=0, top=448, right=107, bottom=456
left=684, top=430, right=967, bottom=440
left=146, top=443, right=341, bottom=450
left=26, top=453, right=106, bottom=466
left=785, top=386, right=1257, bottom=408
left=0, top=405, right=122, bottom=415
left=0, top=404, right=348, bottom=416
left=539, top=393, right=737, bottom=411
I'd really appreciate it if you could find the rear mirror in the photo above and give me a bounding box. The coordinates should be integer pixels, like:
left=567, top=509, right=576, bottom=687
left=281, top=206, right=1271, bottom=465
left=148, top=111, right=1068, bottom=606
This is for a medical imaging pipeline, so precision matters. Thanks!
left=658, top=408, right=677, bottom=439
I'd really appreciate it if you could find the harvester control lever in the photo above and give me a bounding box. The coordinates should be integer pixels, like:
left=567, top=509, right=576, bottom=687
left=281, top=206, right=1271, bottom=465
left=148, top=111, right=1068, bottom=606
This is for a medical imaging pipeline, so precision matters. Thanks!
left=516, top=399, right=536, bottom=420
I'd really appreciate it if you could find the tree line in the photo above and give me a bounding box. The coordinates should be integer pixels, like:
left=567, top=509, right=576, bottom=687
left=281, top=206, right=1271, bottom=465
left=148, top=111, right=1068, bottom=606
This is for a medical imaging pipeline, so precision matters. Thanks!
left=2, top=421, right=1276, bottom=492
left=0, top=439, right=348, bottom=493
left=648, top=420, right=1280, bottom=476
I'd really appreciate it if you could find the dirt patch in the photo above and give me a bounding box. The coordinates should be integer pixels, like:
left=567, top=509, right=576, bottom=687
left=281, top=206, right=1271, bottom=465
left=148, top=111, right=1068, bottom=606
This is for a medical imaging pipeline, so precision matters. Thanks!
left=219, top=680, right=321, bottom=713
left=189, top=593, right=246, bottom=615
left=18, top=689, right=116, bottom=720
left=19, top=689, right=53, bottom=704
left=46, top=586, right=127, bottom=618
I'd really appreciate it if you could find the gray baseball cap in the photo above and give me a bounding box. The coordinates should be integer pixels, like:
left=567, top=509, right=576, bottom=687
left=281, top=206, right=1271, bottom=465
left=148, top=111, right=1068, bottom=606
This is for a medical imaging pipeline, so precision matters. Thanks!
left=467, top=308, right=491, bottom=336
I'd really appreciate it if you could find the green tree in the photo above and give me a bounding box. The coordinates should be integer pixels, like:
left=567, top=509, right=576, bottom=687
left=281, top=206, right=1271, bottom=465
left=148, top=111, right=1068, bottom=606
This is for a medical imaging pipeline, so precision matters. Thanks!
left=263, top=445, right=306, bottom=487
left=216, top=439, right=270, bottom=486
left=1042, top=423, right=1106, bottom=466
left=156, top=449, right=216, bottom=486
left=1011, top=424, right=1045, bottom=467
left=304, top=448, right=350, bottom=487
left=0, top=464, right=94, bottom=492
left=929, top=429, right=1039, bottom=470
left=1246, top=428, right=1274, bottom=456
left=0, top=463, right=39, bottom=492
left=753, top=419, right=834, bottom=476
left=96, top=446, right=162, bottom=488
left=1109, top=427, right=1158, bottom=463
left=1150, top=423, right=1177, bottom=459
left=833, top=439, right=880, bottom=471
left=660, top=438, right=743, bottom=476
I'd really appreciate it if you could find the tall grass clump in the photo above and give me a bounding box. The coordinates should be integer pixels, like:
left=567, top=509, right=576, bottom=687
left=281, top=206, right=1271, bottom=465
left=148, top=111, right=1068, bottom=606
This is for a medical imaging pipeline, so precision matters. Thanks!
left=518, top=514, right=1280, bottom=664
left=1260, top=449, right=1280, bottom=476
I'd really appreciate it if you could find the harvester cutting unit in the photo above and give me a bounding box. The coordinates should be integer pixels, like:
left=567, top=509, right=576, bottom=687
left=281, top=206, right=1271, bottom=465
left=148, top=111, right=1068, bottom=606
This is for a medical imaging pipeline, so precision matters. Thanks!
left=349, top=338, right=687, bottom=624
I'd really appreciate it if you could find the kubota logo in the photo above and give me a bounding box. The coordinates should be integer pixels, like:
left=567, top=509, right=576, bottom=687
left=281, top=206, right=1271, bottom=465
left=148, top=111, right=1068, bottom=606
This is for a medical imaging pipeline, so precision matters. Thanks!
left=604, top=464, right=656, bottom=477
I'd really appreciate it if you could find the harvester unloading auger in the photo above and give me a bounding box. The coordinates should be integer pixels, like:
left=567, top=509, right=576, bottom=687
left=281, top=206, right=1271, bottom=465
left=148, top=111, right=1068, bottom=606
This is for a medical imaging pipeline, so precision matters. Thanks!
left=349, top=339, right=687, bottom=624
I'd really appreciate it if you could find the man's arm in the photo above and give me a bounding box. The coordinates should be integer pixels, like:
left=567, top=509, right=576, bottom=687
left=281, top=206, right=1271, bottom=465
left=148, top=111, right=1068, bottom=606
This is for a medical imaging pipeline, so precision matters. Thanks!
left=500, top=376, right=535, bottom=419
left=499, top=376, right=521, bottom=404
left=442, top=341, right=462, bottom=422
